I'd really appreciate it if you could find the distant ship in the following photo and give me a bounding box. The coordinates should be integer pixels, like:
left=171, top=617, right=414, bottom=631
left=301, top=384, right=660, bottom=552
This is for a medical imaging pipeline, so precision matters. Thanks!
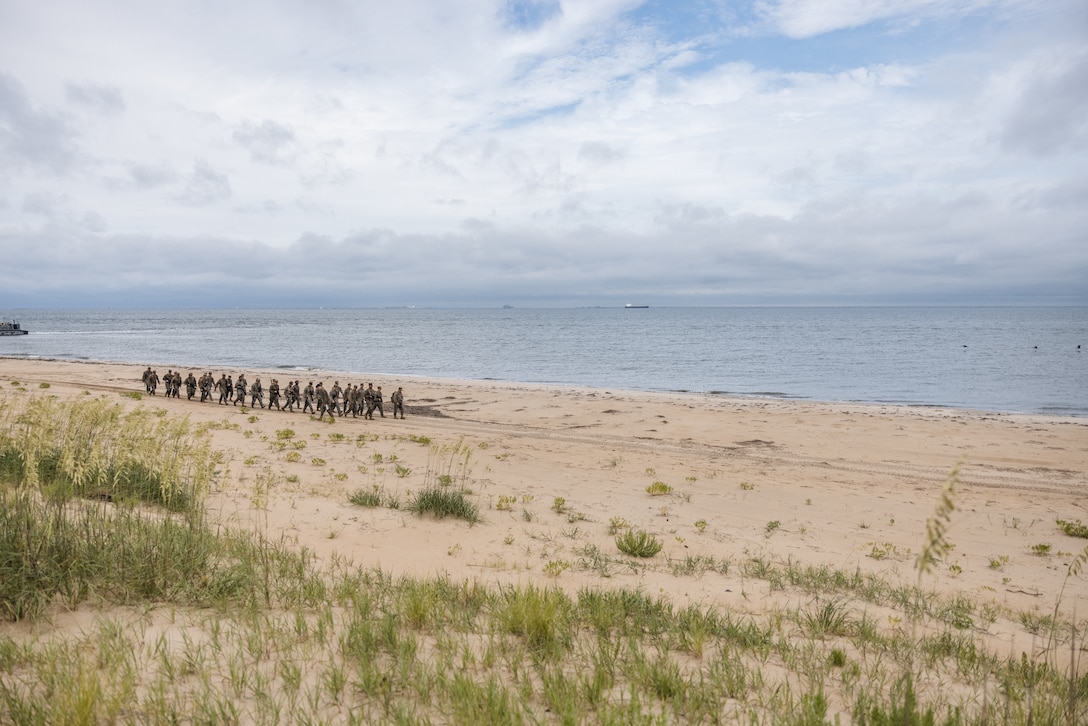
left=0, top=320, right=28, bottom=336
left=624, top=303, right=649, bottom=309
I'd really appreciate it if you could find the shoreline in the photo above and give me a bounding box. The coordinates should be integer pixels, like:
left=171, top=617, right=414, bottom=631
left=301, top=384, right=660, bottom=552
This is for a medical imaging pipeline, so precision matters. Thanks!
left=2, top=353, right=1083, bottom=423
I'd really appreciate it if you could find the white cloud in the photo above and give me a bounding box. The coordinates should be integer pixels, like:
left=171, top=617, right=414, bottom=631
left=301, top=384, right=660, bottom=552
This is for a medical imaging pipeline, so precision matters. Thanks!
left=0, top=0, right=1084, bottom=305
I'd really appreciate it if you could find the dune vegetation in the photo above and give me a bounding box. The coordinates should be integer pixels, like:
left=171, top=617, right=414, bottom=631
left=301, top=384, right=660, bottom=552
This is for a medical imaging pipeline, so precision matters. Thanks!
left=1, top=391, right=1087, bottom=724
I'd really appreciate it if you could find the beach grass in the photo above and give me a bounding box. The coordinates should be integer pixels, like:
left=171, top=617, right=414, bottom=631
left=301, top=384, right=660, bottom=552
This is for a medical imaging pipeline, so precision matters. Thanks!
left=1, top=392, right=1087, bottom=724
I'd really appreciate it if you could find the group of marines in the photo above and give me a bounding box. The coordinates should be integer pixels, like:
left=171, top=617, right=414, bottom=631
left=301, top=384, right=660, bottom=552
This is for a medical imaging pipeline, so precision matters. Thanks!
left=142, top=367, right=406, bottom=421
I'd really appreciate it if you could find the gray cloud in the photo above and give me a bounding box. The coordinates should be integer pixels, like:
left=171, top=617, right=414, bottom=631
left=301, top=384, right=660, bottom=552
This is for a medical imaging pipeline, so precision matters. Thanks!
left=1001, top=50, right=1088, bottom=155
left=128, top=161, right=179, bottom=189
left=233, top=120, right=298, bottom=165
left=65, top=82, right=125, bottom=114
left=0, top=71, right=77, bottom=172
left=177, top=160, right=231, bottom=206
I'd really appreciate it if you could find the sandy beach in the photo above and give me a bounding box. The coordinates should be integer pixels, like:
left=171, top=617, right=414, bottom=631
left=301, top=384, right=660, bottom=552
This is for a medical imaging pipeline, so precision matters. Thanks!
left=3, top=356, right=1087, bottom=631
left=7, top=354, right=1088, bottom=722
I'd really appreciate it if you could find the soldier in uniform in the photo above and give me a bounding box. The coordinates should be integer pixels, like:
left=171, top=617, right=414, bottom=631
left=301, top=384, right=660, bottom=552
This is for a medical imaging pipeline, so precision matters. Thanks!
left=149, top=370, right=160, bottom=395
left=185, top=372, right=198, bottom=400
left=315, top=382, right=335, bottom=421
left=302, top=381, right=315, bottom=414
left=142, top=367, right=153, bottom=394
left=217, top=374, right=231, bottom=404
left=373, top=386, right=385, bottom=418
left=268, top=379, right=281, bottom=410
left=330, top=381, right=342, bottom=417
left=250, top=377, right=264, bottom=408
left=363, top=383, right=375, bottom=419
left=233, top=375, right=247, bottom=406
left=391, top=387, right=405, bottom=418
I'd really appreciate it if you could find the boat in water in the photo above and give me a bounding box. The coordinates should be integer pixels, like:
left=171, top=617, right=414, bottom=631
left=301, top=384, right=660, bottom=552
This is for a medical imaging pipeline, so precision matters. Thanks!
left=624, top=303, right=649, bottom=309
left=0, top=320, right=28, bottom=336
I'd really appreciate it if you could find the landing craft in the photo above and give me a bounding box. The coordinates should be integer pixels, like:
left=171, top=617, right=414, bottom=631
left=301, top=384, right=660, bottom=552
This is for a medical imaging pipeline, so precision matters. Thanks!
left=0, top=319, right=28, bottom=335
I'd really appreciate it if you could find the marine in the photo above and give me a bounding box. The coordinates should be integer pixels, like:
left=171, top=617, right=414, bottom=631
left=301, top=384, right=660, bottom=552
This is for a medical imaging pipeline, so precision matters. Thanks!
left=315, top=382, right=335, bottom=421
left=268, top=379, right=281, bottom=410
left=233, top=374, right=247, bottom=406
left=250, top=377, right=264, bottom=408
left=302, top=382, right=315, bottom=414
left=391, top=387, right=405, bottom=418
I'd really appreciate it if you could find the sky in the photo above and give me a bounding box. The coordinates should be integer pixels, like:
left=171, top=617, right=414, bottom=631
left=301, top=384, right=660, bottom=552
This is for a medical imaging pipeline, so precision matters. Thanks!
left=1, top=0, right=1086, bottom=308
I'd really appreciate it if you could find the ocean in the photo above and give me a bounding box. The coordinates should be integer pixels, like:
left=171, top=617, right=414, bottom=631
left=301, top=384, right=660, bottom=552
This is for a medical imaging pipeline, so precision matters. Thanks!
left=2, top=307, right=1086, bottom=416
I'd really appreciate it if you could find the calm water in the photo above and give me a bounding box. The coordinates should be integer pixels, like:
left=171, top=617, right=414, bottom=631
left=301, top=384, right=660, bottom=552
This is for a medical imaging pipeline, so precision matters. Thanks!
left=2, top=307, right=1086, bottom=416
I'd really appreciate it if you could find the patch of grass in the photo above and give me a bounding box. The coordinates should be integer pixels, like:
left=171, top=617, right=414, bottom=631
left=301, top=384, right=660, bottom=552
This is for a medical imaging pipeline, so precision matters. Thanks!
left=607, top=516, right=629, bottom=535
left=1057, top=519, right=1088, bottom=538
left=408, top=487, right=480, bottom=524
left=348, top=487, right=383, bottom=507
left=646, top=481, right=672, bottom=496
left=615, top=529, right=663, bottom=558
left=0, top=395, right=213, bottom=512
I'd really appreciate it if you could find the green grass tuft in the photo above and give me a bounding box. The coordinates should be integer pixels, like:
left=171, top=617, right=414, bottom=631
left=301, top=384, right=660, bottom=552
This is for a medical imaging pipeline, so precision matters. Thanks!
left=615, top=529, right=663, bottom=558
left=408, top=486, right=479, bottom=524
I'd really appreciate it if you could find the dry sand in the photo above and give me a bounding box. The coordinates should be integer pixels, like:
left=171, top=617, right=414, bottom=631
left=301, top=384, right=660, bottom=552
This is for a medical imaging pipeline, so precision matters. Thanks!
left=4, top=356, right=1088, bottom=634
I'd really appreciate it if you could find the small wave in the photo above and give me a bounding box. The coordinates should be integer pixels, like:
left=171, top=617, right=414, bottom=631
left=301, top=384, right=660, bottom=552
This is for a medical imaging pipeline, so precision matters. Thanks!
left=749, top=391, right=802, bottom=399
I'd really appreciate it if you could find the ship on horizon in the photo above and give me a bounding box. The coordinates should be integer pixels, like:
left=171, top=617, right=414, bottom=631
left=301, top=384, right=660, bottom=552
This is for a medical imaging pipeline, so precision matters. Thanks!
left=0, top=319, right=28, bottom=335
left=624, top=303, right=649, bottom=309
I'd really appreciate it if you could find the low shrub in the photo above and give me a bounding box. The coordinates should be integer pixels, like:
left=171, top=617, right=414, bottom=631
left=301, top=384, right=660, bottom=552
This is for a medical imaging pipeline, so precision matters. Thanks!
left=408, top=486, right=479, bottom=524
left=616, top=529, right=662, bottom=558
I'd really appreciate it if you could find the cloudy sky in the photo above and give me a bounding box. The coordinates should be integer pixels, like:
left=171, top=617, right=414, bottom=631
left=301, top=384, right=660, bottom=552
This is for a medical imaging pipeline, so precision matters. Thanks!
left=1, top=0, right=1085, bottom=307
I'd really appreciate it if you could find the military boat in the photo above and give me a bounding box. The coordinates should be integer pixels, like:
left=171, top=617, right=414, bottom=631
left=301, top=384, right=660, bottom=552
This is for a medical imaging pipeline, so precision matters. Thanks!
left=0, top=320, right=28, bottom=336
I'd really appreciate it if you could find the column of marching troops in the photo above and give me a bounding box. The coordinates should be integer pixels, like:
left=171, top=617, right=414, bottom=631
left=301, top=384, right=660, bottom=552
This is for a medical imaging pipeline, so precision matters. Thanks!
left=141, top=368, right=405, bottom=420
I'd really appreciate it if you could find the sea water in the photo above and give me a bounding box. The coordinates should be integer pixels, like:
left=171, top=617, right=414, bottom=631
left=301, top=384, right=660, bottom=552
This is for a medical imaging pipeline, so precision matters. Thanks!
left=2, top=307, right=1086, bottom=416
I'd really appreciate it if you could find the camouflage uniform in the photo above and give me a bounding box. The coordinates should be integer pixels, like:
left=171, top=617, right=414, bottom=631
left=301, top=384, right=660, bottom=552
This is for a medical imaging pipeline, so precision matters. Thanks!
left=217, top=375, right=231, bottom=405
left=391, top=387, right=405, bottom=418
left=373, top=386, right=385, bottom=418
left=302, top=382, right=315, bottom=414
left=330, top=382, right=342, bottom=416
left=363, top=384, right=376, bottom=419
left=315, top=383, right=334, bottom=421
left=250, top=378, right=264, bottom=408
